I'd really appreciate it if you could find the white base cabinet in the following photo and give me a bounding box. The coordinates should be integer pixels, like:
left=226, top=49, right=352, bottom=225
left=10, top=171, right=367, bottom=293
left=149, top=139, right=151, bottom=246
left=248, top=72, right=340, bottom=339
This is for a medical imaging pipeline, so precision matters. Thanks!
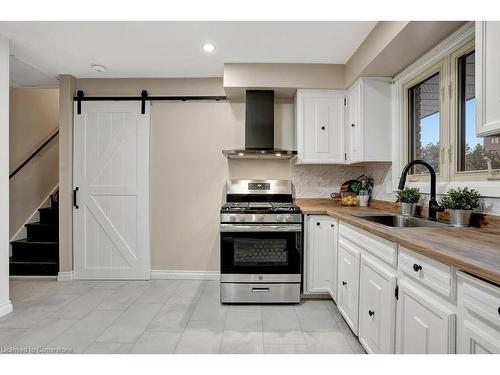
left=358, top=255, right=397, bottom=354
left=457, top=271, right=500, bottom=354
left=396, top=279, right=455, bottom=354
left=337, top=238, right=361, bottom=335
left=304, top=215, right=338, bottom=299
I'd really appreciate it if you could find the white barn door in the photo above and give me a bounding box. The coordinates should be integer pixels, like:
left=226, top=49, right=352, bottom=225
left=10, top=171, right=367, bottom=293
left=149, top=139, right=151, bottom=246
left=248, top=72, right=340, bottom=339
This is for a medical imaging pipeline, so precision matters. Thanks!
left=73, top=101, right=150, bottom=279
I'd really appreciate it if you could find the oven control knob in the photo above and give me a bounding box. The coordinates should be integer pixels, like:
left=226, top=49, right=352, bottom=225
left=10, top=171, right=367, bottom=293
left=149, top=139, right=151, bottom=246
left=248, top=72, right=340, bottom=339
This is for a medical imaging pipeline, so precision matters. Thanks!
left=238, top=215, right=246, bottom=222
left=257, top=214, right=265, bottom=222
left=276, top=214, right=284, bottom=222
left=285, top=214, right=293, bottom=222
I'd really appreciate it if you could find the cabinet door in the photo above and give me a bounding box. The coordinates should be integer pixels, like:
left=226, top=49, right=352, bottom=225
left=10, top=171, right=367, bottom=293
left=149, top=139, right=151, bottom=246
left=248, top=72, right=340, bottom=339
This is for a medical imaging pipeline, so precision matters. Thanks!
left=347, top=82, right=362, bottom=162
left=458, top=319, right=500, bottom=354
left=337, top=239, right=361, bottom=335
left=396, top=280, right=455, bottom=354
left=306, top=216, right=337, bottom=296
left=476, top=21, right=500, bottom=136
left=358, top=256, right=397, bottom=354
left=299, top=92, right=345, bottom=163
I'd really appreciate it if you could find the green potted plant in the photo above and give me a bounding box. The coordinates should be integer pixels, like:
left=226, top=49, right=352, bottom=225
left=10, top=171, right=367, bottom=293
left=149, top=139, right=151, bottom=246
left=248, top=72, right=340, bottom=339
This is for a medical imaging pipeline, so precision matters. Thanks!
left=440, top=187, right=481, bottom=227
left=396, top=187, right=421, bottom=216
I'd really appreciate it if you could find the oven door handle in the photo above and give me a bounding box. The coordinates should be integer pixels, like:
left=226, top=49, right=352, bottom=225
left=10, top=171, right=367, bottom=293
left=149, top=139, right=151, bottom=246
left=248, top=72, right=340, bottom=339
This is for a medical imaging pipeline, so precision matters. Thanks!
left=220, top=224, right=302, bottom=232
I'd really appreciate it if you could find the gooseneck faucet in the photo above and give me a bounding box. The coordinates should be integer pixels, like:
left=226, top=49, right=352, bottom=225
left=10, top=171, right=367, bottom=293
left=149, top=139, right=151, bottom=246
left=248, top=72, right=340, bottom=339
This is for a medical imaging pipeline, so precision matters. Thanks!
left=398, top=160, right=444, bottom=220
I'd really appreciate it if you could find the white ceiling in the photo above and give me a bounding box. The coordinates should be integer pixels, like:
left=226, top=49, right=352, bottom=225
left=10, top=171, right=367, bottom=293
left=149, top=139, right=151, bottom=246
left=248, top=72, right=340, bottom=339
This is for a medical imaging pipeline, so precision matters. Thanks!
left=0, top=21, right=376, bottom=87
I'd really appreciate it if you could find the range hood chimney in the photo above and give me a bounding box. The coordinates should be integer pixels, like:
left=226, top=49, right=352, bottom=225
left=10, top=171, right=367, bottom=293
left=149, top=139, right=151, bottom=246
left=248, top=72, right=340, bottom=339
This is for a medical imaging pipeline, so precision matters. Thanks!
left=223, top=90, right=296, bottom=159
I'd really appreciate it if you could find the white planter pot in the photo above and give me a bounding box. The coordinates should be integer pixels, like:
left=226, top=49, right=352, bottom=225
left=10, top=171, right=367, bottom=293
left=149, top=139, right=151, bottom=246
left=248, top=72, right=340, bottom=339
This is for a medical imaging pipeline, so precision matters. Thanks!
left=448, top=209, right=473, bottom=227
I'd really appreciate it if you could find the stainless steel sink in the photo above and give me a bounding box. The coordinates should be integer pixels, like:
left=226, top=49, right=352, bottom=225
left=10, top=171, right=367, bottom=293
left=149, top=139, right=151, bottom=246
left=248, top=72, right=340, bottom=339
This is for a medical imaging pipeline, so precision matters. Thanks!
left=352, top=214, right=451, bottom=228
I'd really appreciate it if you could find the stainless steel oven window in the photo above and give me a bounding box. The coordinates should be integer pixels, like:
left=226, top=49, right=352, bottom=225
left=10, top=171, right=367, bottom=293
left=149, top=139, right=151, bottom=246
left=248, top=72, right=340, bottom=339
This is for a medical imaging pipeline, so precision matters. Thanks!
left=233, top=238, right=288, bottom=266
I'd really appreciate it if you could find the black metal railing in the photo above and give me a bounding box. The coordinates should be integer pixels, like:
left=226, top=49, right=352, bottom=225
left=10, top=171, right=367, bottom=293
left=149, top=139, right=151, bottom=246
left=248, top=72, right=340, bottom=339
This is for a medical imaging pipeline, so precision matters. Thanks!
left=9, top=130, right=59, bottom=179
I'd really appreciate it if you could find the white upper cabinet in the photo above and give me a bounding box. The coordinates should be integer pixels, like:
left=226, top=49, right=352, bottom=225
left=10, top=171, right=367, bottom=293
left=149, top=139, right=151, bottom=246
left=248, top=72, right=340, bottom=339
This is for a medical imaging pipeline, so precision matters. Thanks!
left=476, top=22, right=500, bottom=137
left=296, top=90, right=345, bottom=164
left=346, top=78, right=392, bottom=163
left=305, top=215, right=338, bottom=298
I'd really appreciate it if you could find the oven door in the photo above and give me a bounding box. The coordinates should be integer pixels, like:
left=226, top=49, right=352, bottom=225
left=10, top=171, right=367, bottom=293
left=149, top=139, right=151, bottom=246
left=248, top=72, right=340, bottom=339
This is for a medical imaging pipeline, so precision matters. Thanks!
left=220, top=224, right=302, bottom=280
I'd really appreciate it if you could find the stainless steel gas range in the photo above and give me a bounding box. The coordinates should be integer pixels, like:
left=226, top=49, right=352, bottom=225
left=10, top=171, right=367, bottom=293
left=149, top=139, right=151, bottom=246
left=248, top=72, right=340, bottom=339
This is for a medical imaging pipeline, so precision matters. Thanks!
left=219, top=179, right=302, bottom=304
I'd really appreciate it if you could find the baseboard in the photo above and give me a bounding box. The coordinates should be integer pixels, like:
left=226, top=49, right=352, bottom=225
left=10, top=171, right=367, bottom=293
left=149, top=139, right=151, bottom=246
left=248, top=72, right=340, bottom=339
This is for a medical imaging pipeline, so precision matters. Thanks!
left=0, top=301, right=13, bottom=318
left=10, top=276, right=56, bottom=280
left=150, top=270, right=220, bottom=281
left=57, top=271, right=74, bottom=281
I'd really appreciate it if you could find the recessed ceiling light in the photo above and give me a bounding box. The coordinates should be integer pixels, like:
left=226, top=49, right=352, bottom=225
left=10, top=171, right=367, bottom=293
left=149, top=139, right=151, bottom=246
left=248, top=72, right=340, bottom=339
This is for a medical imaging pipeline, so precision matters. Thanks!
left=90, top=64, right=106, bottom=73
left=203, top=43, right=215, bottom=53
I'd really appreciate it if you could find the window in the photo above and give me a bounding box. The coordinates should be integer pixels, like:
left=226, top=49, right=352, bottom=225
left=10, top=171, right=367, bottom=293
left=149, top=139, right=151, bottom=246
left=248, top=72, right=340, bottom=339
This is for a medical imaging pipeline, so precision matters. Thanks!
left=409, top=72, right=441, bottom=174
left=457, top=50, right=500, bottom=173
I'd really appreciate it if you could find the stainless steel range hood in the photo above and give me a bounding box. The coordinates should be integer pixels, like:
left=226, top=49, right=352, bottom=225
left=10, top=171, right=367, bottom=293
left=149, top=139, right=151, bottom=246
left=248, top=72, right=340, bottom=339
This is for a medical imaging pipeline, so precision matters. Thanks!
left=223, top=90, right=297, bottom=160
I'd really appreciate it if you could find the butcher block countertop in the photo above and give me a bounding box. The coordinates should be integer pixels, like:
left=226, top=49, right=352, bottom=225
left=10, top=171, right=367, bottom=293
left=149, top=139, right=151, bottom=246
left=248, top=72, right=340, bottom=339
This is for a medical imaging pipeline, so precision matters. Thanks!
left=295, top=198, right=500, bottom=286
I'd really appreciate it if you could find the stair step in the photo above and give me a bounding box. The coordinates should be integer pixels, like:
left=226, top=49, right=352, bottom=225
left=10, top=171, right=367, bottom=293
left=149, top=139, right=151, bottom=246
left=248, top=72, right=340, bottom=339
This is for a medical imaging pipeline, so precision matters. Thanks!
left=10, top=239, right=58, bottom=262
left=38, top=207, right=58, bottom=224
left=9, top=261, right=58, bottom=276
left=26, top=222, right=58, bottom=242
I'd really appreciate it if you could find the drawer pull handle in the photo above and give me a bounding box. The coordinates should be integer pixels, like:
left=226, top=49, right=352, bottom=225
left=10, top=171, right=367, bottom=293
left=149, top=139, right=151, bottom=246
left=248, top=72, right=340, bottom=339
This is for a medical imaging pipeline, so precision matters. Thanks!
left=252, top=288, right=270, bottom=293
left=368, top=310, right=375, bottom=317
left=342, top=281, right=348, bottom=286
left=413, top=264, right=422, bottom=272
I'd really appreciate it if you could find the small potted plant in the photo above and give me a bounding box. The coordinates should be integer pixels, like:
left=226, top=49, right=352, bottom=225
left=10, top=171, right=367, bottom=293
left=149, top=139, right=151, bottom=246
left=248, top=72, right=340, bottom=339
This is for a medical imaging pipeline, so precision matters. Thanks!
left=396, top=187, right=421, bottom=216
left=440, top=187, right=481, bottom=227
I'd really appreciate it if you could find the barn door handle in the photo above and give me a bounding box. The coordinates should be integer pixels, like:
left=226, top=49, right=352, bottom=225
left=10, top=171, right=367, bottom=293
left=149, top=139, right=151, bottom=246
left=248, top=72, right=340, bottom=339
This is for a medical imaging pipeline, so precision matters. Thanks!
left=73, top=187, right=79, bottom=209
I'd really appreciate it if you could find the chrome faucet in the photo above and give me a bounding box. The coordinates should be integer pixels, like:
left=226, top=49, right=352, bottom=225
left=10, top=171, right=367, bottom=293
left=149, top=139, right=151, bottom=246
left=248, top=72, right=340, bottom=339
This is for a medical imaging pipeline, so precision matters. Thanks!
left=398, top=160, right=444, bottom=221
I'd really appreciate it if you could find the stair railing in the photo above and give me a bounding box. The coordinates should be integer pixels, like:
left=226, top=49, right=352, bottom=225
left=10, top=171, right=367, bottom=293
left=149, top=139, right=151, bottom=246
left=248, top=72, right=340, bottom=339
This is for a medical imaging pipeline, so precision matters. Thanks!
left=9, top=129, right=59, bottom=179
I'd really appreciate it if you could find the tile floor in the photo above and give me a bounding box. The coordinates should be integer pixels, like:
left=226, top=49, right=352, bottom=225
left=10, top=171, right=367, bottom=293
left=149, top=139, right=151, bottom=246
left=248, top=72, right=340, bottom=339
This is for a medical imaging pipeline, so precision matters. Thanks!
left=0, top=278, right=365, bottom=354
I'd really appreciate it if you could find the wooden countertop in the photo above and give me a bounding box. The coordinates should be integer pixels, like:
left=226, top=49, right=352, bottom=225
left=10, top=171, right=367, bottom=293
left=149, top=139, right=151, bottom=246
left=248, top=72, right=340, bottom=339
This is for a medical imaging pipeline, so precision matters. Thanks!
left=295, top=198, right=500, bottom=286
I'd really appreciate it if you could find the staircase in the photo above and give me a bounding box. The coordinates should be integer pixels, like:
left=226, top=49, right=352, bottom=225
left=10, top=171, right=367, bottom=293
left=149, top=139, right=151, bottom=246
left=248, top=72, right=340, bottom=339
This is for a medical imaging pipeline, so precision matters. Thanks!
left=10, top=192, right=59, bottom=276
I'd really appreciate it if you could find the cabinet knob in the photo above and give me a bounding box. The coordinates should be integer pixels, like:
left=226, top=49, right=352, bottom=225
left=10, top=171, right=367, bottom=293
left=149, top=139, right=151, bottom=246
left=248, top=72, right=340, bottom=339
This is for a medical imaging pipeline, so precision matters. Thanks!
left=413, top=264, right=422, bottom=272
left=316, top=222, right=320, bottom=226
left=498, top=306, right=500, bottom=316
left=351, top=123, right=356, bottom=127
left=331, top=223, right=334, bottom=228
left=342, top=281, right=347, bottom=286
left=368, top=310, right=375, bottom=317
left=321, top=126, right=326, bottom=130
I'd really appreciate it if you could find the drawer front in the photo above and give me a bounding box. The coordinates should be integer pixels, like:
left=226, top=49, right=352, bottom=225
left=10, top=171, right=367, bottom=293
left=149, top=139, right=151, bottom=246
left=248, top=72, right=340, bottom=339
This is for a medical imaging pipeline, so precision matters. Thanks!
left=220, top=283, right=300, bottom=304
left=339, top=222, right=396, bottom=266
left=398, top=246, right=453, bottom=299
left=459, top=272, right=500, bottom=330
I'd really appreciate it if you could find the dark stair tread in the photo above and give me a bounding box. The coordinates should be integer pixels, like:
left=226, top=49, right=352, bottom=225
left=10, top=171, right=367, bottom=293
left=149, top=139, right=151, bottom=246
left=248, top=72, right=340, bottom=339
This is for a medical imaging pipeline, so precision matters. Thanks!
left=9, top=261, right=58, bottom=265
left=10, top=238, right=58, bottom=245
left=25, top=222, right=58, bottom=228
left=38, top=206, right=58, bottom=212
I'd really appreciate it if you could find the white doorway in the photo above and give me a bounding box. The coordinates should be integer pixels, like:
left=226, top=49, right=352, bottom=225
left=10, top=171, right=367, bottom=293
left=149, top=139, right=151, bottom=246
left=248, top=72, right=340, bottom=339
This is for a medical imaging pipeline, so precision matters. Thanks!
left=73, top=101, right=150, bottom=279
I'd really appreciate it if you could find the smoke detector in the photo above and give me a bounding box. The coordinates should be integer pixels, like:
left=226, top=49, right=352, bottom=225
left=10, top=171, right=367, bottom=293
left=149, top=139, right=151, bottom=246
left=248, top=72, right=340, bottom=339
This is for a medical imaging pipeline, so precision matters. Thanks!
left=90, top=64, right=106, bottom=73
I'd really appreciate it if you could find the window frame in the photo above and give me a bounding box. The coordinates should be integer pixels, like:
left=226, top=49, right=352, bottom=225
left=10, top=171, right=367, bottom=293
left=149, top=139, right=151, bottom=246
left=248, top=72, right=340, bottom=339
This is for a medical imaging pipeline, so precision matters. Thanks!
left=402, top=59, right=450, bottom=182
left=392, top=22, right=500, bottom=199
left=449, top=40, right=494, bottom=180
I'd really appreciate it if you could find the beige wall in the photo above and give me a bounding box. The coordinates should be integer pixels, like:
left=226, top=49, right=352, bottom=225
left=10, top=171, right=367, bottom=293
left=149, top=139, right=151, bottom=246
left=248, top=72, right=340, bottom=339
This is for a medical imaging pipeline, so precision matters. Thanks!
left=64, top=78, right=368, bottom=272
left=9, top=88, right=59, bottom=238
left=58, top=75, right=76, bottom=273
